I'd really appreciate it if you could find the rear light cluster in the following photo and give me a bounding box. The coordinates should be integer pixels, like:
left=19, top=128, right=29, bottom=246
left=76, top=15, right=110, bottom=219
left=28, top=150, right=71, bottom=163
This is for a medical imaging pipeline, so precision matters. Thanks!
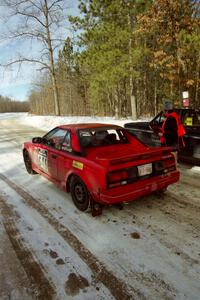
left=107, top=158, right=176, bottom=188
left=163, top=157, right=176, bottom=173
left=153, top=160, right=165, bottom=174
left=107, top=167, right=138, bottom=188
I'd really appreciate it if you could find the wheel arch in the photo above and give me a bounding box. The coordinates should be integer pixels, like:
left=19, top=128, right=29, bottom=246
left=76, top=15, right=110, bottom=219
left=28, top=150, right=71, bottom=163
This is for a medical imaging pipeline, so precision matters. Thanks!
left=68, top=174, right=92, bottom=212
left=66, top=173, right=75, bottom=192
left=66, top=172, right=92, bottom=194
left=23, top=147, right=37, bottom=175
left=23, top=147, right=28, bottom=155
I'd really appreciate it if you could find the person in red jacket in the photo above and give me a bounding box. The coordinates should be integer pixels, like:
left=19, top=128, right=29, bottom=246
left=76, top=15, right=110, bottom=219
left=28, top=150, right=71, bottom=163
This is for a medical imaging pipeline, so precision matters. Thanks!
left=160, top=109, right=185, bottom=151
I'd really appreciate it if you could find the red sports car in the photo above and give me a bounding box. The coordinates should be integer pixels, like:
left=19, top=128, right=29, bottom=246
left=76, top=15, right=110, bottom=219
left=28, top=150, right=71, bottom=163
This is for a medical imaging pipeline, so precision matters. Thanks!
left=23, top=123, right=179, bottom=215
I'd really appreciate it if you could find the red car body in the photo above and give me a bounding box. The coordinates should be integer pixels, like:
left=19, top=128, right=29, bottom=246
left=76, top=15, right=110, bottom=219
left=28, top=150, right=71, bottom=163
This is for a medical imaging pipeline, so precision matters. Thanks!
left=23, top=123, right=179, bottom=214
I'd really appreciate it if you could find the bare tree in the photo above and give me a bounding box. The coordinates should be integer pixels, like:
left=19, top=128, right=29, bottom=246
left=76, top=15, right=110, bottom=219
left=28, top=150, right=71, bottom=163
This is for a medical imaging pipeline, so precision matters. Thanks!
left=0, top=0, right=68, bottom=115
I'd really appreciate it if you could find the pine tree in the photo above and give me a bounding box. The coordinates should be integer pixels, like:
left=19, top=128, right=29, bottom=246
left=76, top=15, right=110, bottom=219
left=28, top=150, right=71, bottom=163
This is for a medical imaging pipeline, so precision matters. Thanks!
left=69, top=0, right=151, bottom=118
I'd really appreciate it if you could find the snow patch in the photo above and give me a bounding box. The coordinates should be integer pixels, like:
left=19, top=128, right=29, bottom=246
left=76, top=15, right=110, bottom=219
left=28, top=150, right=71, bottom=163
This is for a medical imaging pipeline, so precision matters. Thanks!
left=0, top=112, right=27, bottom=120
left=17, top=113, right=149, bottom=132
left=191, top=166, right=200, bottom=173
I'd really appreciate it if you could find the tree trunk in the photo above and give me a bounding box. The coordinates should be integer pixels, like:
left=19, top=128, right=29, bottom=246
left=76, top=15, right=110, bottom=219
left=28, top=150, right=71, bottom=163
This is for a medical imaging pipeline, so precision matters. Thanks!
left=131, top=94, right=137, bottom=119
left=51, top=74, right=60, bottom=115
left=128, top=13, right=137, bottom=120
left=114, top=90, right=119, bottom=118
left=195, top=55, right=200, bottom=109
left=143, top=69, right=147, bottom=114
left=154, top=76, right=157, bottom=115
left=44, top=0, right=60, bottom=116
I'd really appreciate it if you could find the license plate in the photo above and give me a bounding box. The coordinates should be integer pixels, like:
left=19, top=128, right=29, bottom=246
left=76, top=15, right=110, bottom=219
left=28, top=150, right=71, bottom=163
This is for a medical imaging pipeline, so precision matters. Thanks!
left=138, top=163, right=152, bottom=176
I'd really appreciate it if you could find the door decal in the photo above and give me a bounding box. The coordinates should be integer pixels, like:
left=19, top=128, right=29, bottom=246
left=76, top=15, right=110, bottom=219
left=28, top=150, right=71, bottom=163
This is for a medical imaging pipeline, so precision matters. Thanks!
left=38, top=148, right=48, bottom=172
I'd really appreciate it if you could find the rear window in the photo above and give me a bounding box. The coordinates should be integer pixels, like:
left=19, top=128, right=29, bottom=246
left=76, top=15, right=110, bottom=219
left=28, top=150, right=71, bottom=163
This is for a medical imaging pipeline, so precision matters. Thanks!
left=78, top=127, right=129, bottom=148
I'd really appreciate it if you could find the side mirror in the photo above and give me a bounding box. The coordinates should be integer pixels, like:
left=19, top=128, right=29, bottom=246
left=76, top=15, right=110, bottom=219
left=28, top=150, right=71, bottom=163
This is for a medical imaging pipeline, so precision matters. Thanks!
left=32, top=137, right=42, bottom=144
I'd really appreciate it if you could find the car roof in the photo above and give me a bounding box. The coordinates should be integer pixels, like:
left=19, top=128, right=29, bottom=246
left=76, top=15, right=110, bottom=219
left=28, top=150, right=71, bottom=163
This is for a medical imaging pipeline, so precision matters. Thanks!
left=174, top=108, right=196, bottom=112
left=58, top=123, right=122, bottom=130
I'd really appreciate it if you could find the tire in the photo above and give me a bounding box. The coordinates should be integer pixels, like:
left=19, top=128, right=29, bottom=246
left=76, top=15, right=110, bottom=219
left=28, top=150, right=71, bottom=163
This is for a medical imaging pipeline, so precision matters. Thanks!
left=70, top=176, right=91, bottom=212
left=23, top=150, right=37, bottom=174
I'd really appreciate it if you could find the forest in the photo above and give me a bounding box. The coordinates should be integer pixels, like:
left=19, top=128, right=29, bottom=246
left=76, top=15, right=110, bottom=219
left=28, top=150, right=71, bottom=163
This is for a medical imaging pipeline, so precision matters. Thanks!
left=0, top=95, right=29, bottom=113
left=1, top=0, right=200, bottom=118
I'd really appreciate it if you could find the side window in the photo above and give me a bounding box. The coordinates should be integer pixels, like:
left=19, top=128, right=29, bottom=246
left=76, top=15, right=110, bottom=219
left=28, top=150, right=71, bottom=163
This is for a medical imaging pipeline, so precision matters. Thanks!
left=182, top=110, right=200, bottom=126
left=107, top=129, right=119, bottom=141
left=183, top=111, right=192, bottom=126
left=43, top=128, right=67, bottom=150
left=61, top=131, right=72, bottom=152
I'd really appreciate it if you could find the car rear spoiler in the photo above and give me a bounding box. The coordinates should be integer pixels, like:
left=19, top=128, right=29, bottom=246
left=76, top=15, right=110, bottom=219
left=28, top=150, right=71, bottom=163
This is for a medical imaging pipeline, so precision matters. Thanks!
left=110, top=148, right=172, bottom=166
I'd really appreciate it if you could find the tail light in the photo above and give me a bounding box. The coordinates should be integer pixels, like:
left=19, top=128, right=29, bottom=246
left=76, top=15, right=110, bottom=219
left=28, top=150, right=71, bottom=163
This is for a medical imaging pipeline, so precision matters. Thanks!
left=107, top=157, right=176, bottom=189
left=107, top=167, right=138, bottom=188
left=154, top=160, right=165, bottom=175
left=163, top=157, right=176, bottom=172
left=154, top=158, right=176, bottom=174
left=108, top=170, right=128, bottom=182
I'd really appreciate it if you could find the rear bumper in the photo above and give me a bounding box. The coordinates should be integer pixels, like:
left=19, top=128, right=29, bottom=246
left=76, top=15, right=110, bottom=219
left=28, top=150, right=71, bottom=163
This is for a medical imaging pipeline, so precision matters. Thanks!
left=96, top=170, right=179, bottom=205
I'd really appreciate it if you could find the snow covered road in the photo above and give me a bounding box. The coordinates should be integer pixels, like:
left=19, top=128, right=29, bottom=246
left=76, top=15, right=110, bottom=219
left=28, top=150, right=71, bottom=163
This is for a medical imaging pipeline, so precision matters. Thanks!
left=0, top=114, right=200, bottom=300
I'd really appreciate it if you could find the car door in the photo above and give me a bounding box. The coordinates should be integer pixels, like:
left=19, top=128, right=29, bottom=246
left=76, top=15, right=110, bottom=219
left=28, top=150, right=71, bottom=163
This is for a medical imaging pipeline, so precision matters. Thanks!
left=179, top=109, right=200, bottom=159
left=56, top=130, right=73, bottom=184
left=42, top=128, right=68, bottom=180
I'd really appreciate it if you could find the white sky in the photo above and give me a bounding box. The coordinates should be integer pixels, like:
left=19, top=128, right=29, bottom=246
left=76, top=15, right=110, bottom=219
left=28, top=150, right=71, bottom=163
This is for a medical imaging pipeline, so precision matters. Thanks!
left=0, top=0, right=79, bottom=101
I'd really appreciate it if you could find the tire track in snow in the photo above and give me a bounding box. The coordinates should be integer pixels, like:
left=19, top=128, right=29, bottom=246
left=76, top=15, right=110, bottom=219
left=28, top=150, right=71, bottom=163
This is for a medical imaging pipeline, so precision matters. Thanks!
left=109, top=194, right=200, bottom=268
left=0, top=196, right=56, bottom=300
left=133, top=190, right=200, bottom=234
left=159, top=193, right=200, bottom=233
left=0, top=173, right=144, bottom=300
left=180, top=174, right=200, bottom=189
left=127, top=207, right=199, bottom=268
left=166, top=190, right=200, bottom=212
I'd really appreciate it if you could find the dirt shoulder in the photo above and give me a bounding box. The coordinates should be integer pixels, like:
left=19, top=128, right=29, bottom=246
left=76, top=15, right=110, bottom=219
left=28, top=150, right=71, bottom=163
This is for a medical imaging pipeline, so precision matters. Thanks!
left=0, top=216, right=33, bottom=300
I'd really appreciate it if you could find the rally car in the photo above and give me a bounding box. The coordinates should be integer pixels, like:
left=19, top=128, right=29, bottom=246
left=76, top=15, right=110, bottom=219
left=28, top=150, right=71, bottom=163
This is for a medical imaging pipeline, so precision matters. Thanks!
left=23, top=123, right=179, bottom=215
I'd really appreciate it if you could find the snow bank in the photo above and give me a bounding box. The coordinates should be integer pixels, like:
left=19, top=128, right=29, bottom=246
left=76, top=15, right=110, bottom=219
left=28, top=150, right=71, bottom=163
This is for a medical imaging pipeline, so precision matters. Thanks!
left=18, top=114, right=149, bottom=132
left=190, top=166, right=200, bottom=173
left=0, top=112, right=150, bottom=131
left=0, top=112, right=27, bottom=120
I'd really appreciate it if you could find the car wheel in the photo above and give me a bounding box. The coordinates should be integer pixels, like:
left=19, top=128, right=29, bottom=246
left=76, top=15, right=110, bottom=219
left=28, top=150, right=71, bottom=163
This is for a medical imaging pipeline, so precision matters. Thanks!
left=70, top=176, right=91, bottom=212
left=23, top=150, right=37, bottom=174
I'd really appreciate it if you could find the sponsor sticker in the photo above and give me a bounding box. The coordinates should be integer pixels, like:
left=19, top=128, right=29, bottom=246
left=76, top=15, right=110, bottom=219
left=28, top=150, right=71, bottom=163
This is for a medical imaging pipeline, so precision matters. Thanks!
left=185, top=117, right=193, bottom=126
left=72, top=160, right=84, bottom=170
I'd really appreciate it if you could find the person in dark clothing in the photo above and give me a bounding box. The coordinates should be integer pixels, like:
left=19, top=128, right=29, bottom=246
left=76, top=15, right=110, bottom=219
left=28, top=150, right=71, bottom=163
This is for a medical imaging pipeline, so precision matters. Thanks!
left=162, top=110, right=179, bottom=149
left=159, top=102, right=186, bottom=165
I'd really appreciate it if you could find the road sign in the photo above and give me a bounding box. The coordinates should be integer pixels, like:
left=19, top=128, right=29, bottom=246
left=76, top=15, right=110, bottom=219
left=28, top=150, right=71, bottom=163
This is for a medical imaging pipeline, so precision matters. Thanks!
left=182, top=91, right=189, bottom=99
